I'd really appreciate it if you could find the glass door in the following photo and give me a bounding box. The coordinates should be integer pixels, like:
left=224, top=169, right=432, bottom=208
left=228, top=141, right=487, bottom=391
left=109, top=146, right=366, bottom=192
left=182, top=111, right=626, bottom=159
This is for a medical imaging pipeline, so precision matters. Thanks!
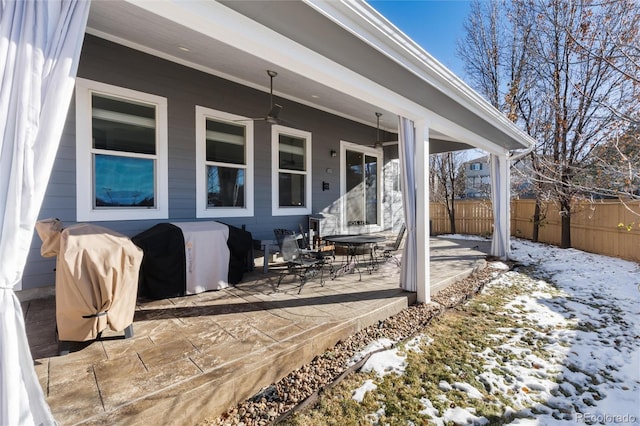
left=341, top=142, right=382, bottom=233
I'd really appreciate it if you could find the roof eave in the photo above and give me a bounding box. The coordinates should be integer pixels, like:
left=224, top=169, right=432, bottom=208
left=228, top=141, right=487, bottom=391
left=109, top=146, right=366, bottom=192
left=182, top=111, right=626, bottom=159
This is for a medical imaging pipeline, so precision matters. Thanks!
left=303, top=0, right=535, bottom=150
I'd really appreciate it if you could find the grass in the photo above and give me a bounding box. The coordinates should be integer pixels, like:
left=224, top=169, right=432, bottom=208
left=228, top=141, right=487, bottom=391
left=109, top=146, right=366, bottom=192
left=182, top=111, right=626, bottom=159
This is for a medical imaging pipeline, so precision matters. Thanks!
left=281, top=272, right=567, bottom=425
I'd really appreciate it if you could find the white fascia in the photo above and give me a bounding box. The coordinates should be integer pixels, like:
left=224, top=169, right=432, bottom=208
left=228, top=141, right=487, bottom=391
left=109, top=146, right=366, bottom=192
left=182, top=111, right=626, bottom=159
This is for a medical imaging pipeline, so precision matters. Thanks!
left=428, top=113, right=508, bottom=156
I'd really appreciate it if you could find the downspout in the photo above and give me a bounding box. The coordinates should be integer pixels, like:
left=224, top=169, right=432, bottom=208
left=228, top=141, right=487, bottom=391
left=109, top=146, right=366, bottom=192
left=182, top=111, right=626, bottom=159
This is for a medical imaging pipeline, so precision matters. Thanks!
left=509, top=143, right=536, bottom=163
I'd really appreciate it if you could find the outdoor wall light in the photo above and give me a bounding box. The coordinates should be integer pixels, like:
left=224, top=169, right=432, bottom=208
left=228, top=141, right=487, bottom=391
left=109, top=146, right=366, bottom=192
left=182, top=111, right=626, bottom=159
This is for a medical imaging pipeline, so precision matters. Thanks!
left=330, top=150, right=337, bottom=157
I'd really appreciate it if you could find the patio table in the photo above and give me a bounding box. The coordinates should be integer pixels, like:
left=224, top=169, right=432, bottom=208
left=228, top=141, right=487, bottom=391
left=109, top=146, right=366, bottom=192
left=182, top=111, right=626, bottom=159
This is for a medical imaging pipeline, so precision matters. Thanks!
left=323, top=234, right=385, bottom=280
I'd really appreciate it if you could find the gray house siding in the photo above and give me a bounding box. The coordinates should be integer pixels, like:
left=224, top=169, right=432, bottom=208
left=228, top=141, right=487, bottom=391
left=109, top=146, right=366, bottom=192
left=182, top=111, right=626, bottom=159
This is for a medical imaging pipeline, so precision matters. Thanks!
left=22, top=34, right=396, bottom=290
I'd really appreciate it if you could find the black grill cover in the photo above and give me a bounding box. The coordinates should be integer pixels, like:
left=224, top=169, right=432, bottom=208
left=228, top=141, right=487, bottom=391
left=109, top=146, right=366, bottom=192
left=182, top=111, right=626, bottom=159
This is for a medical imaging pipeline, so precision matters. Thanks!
left=226, top=224, right=253, bottom=284
left=132, top=223, right=186, bottom=299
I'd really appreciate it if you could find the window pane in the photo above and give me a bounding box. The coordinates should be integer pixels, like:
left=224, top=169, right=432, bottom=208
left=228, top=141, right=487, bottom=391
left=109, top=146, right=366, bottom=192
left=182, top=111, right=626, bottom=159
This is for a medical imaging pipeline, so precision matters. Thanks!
left=92, top=94, right=156, bottom=155
left=207, top=165, right=245, bottom=207
left=279, top=173, right=306, bottom=207
left=206, top=119, right=245, bottom=164
left=279, top=135, right=305, bottom=171
left=94, top=154, right=155, bottom=207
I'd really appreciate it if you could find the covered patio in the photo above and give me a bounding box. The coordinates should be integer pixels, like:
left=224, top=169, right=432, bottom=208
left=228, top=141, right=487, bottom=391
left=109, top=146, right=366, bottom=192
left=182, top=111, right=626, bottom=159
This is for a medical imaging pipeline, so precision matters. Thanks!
left=24, top=237, right=489, bottom=426
left=1, top=1, right=536, bottom=424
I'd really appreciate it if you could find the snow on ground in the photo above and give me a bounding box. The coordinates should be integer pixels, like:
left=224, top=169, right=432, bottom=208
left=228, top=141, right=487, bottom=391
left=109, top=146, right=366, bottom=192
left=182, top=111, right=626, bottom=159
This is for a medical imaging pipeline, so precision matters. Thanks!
left=352, top=379, right=377, bottom=403
left=349, top=338, right=396, bottom=365
left=349, top=237, right=640, bottom=424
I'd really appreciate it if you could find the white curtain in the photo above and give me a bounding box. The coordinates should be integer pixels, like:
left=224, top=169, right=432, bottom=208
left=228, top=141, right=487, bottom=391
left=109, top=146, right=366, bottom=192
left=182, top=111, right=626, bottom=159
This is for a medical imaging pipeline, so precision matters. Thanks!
left=398, top=116, right=417, bottom=291
left=489, top=153, right=510, bottom=259
left=0, top=1, right=90, bottom=424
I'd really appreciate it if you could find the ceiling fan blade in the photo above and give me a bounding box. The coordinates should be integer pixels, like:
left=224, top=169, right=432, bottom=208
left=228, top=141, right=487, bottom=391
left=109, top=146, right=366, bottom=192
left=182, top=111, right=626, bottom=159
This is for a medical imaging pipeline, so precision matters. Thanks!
left=275, top=117, right=297, bottom=127
left=233, top=117, right=264, bottom=122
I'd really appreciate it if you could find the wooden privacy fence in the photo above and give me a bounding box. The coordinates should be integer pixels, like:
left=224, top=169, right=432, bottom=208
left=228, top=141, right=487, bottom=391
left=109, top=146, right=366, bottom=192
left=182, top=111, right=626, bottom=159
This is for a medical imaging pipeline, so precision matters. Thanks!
left=429, top=200, right=640, bottom=263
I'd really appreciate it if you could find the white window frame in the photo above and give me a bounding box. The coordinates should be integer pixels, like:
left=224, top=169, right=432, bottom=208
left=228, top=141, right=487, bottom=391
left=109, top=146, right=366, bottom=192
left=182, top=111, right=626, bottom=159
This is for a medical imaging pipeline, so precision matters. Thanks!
left=75, top=78, right=168, bottom=221
left=271, top=125, right=312, bottom=216
left=339, top=140, right=383, bottom=233
left=195, top=106, right=254, bottom=218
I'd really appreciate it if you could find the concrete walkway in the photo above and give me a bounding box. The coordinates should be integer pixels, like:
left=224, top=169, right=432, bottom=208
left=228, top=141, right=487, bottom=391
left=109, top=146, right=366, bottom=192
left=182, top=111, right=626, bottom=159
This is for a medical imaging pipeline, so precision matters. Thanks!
left=22, top=236, right=490, bottom=426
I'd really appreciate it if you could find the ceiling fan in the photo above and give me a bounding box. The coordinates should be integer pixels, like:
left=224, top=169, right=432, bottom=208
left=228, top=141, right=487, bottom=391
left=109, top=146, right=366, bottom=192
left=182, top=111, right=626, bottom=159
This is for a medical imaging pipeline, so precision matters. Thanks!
left=237, top=70, right=287, bottom=125
left=368, top=112, right=384, bottom=148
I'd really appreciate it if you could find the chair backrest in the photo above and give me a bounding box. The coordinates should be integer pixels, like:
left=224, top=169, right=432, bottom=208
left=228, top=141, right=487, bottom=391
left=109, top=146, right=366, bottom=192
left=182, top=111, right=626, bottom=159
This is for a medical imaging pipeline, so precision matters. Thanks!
left=274, top=228, right=295, bottom=250
left=298, top=223, right=310, bottom=249
left=280, top=234, right=302, bottom=262
left=392, top=223, right=407, bottom=250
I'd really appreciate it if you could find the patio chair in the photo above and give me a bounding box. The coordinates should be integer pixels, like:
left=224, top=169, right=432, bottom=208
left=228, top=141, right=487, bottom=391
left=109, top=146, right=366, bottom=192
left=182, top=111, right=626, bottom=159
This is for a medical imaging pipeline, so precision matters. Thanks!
left=274, top=228, right=302, bottom=249
left=274, top=227, right=334, bottom=259
left=276, top=233, right=327, bottom=293
left=374, top=223, right=406, bottom=266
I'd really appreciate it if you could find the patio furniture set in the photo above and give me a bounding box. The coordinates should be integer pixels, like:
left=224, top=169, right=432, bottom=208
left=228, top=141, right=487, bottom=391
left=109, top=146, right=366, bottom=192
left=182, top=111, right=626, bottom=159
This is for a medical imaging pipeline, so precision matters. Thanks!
left=271, top=225, right=406, bottom=294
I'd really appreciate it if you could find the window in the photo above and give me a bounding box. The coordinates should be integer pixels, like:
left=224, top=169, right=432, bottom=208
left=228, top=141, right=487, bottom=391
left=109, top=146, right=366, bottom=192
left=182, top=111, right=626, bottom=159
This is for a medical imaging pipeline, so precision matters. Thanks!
left=196, top=107, right=254, bottom=218
left=75, top=79, right=168, bottom=221
left=470, top=162, right=482, bottom=171
left=340, top=141, right=382, bottom=232
left=272, top=125, right=312, bottom=216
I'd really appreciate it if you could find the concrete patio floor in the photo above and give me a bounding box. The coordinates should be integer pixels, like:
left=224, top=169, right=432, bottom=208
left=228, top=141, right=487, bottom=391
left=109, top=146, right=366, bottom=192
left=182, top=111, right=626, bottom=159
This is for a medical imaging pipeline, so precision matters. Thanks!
left=22, top=236, right=490, bottom=426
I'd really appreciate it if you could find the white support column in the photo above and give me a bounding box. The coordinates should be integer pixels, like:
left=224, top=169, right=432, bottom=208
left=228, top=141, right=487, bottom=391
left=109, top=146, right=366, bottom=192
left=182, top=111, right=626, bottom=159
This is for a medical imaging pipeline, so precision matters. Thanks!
left=490, top=152, right=511, bottom=260
left=415, top=120, right=430, bottom=303
left=501, top=152, right=511, bottom=259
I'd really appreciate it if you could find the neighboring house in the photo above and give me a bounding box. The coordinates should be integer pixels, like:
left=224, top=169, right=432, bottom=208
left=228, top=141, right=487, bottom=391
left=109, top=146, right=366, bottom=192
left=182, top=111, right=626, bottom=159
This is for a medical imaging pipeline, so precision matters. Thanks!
left=464, top=156, right=491, bottom=199
left=463, top=155, right=537, bottom=199
left=19, top=0, right=535, bottom=303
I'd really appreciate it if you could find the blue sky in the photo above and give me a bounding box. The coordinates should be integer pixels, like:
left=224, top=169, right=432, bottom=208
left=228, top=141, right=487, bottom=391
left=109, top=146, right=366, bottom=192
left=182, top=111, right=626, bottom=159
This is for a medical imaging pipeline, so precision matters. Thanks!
left=368, top=0, right=472, bottom=77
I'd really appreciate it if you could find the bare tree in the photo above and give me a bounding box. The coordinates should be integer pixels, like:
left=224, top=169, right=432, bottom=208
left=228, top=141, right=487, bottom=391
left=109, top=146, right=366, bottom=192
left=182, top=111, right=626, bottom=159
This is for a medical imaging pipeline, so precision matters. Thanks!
left=460, top=0, right=549, bottom=242
left=459, top=0, right=640, bottom=248
left=459, top=0, right=504, bottom=109
left=582, top=124, right=640, bottom=198
left=531, top=0, right=639, bottom=247
left=430, top=152, right=466, bottom=234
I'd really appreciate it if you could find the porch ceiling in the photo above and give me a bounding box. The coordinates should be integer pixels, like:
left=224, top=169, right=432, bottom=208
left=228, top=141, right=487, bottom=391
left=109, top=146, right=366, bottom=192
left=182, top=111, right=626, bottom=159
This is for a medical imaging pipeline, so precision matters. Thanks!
left=86, top=0, right=534, bottom=153
left=86, top=1, right=397, bottom=127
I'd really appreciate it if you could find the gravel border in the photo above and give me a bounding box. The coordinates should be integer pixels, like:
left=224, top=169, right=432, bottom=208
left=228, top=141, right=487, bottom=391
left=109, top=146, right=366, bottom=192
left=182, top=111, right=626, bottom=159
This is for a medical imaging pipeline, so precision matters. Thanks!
left=200, top=261, right=511, bottom=426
